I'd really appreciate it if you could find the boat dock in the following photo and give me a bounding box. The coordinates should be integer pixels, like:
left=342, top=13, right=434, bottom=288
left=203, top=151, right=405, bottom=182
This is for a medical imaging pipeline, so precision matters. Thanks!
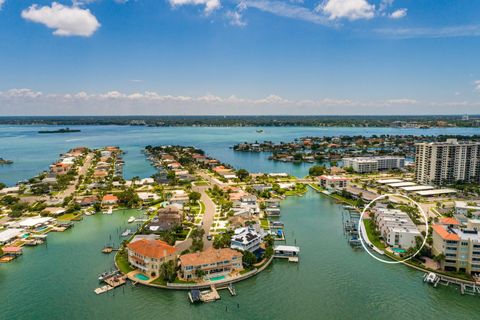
left=188, top=283, right=237, bottom=303
left=423, top=272, right=480, bottom=296
left=273, top=245, right=300, bottom=262
left=94, top=271, right=127, bottom=295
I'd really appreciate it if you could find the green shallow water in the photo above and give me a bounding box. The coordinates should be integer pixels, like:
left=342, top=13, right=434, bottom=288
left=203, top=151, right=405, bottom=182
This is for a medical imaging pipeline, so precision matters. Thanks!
left=1, top=194, right=479, bottom=319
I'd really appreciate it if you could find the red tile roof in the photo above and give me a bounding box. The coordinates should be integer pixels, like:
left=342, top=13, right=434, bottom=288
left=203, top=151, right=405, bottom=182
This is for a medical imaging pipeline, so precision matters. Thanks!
left=127, top=239, right=176, bottom=259
left=439, top=217, right=461, bottom=226
left=432, top=224, right=460, bottom=241
left=180, top=247, right=241, bottom=267
left=102, top=194, right=118, bottom=202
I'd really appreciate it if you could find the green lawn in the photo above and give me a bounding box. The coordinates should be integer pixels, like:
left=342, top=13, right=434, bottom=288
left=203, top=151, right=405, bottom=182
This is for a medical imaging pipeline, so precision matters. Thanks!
left=150, top=277, right=167, bottom=286
left=57, top=212, right=82, bottom=221
left=363, top=219, right=386, bottom=250
left=199, top=201, right=206, bottom=214
left=115, top=251, right=134, bottom=274
left=260, top=218, right=269, bottom=230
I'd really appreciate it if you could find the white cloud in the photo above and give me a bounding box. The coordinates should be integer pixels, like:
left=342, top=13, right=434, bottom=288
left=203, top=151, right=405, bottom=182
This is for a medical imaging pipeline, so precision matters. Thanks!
left=226, top=10, right=246, bottom=26
left=168, top=0, right=221, bottom=15
left=21, top=2, right=100, bottom=37
left=376, top=24, right=480, bottom=38
left=474, top=80, right=480, bottom=91
left=0, top=0, right=5, bottom=10
left=246, top=0, right=330, bottom=25
left=2, top=88, right=480, bottom=115
left=390, top=8, right=407, bottom=19
left=318, top=0, right=375, bottom=20
left=385, top=98, right=417, bottom=105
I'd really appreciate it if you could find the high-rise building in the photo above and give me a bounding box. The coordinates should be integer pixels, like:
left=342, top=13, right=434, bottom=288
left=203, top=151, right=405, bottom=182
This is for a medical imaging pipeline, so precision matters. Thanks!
left=415, top=139, right=480, bottom=185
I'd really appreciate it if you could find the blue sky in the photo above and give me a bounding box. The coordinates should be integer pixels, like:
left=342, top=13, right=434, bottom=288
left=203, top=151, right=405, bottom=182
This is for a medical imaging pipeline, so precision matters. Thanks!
left=0, top=0, right=480, bottom=115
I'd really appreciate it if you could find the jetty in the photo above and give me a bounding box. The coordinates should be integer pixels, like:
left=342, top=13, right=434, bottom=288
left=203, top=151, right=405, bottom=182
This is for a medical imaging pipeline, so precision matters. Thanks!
left=423, top=272, right=480, bottom=296
left=94, top=271, right=127, bottom=295
left=273, top=245, right=300, bottom=262
left=188, top=283, right=237, bottom=303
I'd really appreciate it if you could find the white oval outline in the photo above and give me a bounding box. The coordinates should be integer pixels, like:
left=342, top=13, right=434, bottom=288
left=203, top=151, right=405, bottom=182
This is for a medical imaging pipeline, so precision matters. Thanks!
left=358, top=193, right=429, bottom=264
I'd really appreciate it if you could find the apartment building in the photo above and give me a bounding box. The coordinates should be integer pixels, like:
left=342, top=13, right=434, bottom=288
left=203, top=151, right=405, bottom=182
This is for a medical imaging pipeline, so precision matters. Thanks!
left=415, top=139, right=480, bottom=185
left=374, top=208, right=421, bottom=249
left=319, top=175, right=349, bottom=190
left=342, top=156, right=405, bottom=173
left=432, top=218, right=480, bottom=274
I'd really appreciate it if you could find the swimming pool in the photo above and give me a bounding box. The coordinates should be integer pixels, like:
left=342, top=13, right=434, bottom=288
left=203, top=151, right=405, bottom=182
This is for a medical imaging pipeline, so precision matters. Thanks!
left=392, top=248, right=406, bottom=253
left=209, top=275, right=226, bottom=281
left=134, top=274, right=150, bottom=281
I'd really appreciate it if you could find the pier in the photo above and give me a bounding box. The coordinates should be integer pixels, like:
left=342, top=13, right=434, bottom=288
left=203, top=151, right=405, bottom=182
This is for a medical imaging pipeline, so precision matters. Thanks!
left=188, top=283, right=237, bottom=303
left=94, top=270, right=127, bottom=295
left=424, top=272, right=480, bottom=296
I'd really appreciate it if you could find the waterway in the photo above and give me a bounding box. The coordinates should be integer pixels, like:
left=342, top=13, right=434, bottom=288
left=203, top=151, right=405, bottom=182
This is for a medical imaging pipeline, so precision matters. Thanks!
left=1, top=125, right=480, bottom=319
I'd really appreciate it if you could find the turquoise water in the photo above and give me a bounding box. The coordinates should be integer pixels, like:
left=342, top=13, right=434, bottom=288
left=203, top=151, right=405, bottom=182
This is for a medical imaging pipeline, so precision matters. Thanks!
left=135, top=274, right=150, bottom=281
left=210, top=275, right=226, bottom=281
left=1, top=125, right=480, bottom=319
left=392, top=248, right=407, bottom=253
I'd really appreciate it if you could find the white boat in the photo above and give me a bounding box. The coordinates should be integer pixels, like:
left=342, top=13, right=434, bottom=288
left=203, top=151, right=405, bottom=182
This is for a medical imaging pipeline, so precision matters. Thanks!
left=104, top=207, right=113, bottom=215
left=424, top=272, right=440, bottom=285
left=121, top=229, right=132, bottom=237
left=127, top=216, right=135, bottom=223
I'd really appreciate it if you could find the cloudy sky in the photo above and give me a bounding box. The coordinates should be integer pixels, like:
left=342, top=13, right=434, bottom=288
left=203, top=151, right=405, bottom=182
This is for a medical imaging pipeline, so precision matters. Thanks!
left=1, top=0, right=480, bottom=115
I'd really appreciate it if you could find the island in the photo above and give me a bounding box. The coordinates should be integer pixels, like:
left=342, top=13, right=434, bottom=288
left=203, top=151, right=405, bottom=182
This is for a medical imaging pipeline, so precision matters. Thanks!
left=38, top=128, right=81, bottom=134
left=0, top=157, right=13, bottom=165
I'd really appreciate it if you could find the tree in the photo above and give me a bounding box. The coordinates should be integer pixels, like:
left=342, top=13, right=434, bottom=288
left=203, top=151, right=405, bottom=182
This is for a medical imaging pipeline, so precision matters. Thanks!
left=308, top=165, right=326, bottom=177
left=236, top=169, right=249, bottom=181
left=160, top=260, right=178, bottom=282
left=119, top=188, right=140, bottom=207
left=0, top=182, right=5, bottom=190
left=188, top=191, right=201, bottom=204
left=242, top=250, right=257, bottom=269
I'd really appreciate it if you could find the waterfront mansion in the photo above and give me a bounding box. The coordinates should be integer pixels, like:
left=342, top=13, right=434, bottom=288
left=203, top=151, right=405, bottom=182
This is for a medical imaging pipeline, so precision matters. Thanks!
left=179, top=248, right=243, bottom=281
left=127, top=239, right=176, bottom=278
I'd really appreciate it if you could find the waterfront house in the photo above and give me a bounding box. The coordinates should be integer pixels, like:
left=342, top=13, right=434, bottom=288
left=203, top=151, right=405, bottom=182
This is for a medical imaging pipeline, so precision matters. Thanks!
left=78, top=196, right=99, bottom=207
left=102, top=194, right=118, bottom=205
left=230, top=226, right=265, bottom=252
left=147, top=207, right=183, bottom=232
left=179, top=248, right=243, bottom=281
left=0, top=228, right=23, bottom=245
left=127, top=239, right=176, bottom=278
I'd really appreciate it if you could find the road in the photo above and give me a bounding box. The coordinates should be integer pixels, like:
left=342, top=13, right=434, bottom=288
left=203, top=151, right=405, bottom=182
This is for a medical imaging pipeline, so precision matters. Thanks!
left=192, top=184, right=216, bottom=249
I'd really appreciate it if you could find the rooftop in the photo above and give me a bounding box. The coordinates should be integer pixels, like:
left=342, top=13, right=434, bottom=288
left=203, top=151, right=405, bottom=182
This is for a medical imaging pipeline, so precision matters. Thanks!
left=127, top=239, right=176, bottom=259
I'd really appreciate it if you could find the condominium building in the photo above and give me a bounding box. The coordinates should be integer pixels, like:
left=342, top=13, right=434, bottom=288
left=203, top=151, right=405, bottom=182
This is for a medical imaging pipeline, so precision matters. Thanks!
left=415, top=139, right=480, bottom=185
left=179, top=248, right=243, bottom=281
left=342, top=156, right=405, bottom=173
left=432, top=218, right=480, bottom=274
left=374, top=208, right=421, bottom=249
left=127, top=239, right=176, bottom=278
left=318, top=175, right=349, bottom=190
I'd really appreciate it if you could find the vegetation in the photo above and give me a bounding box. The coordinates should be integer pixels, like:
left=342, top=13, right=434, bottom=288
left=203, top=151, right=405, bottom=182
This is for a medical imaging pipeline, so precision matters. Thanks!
left=308, top=165, right=327, bottom=176
left=159, top=260, right=178, bottom=283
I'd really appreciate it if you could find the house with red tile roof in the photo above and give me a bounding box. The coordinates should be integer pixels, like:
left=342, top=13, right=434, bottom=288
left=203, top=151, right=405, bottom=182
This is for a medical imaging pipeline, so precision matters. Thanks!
left=102, top=194, right=118, bottom=205
left=127, top=239, right=177, bottom=278
left=179, top=247, right=243, bottom=281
